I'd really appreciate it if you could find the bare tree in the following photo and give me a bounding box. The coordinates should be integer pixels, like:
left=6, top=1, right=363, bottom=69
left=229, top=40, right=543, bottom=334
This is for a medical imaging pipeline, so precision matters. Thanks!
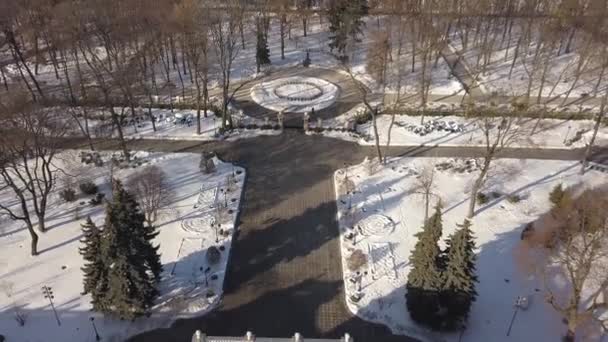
left=580, top=92, right=607, bottom=174
left=415, top=163, right=436, bottom=222
left=176, top=0, right=210, bottom=135
left=523, top=188, right=608, bottom=342
left=127, top=165, right=174, bottom=226
left=210, top=2, right=244, bottom=131
left=0, top=93, right=68, bottom=255
left=466, top=108, right=526, bottom=218
left=337, top=56, right=383, bottom=162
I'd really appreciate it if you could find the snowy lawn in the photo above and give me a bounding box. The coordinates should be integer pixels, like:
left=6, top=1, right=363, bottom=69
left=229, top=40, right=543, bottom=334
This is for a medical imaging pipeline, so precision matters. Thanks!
left=448, top=26, right=607, bottom=100
left=0, top=151, right=245, bottom=342
left=335, top=157, right=607, bottom=342
left=73, top=107, right=281, bottom=142
left=314, top=108, right=606, bottom=149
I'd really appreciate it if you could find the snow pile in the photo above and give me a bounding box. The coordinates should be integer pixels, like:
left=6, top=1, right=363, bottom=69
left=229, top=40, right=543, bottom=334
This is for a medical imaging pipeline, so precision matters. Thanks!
left=250, top=76, right=339, bottom=113
left=0, top=151, right=245, bottom=342
left=335, top=157, right=607, bottom=342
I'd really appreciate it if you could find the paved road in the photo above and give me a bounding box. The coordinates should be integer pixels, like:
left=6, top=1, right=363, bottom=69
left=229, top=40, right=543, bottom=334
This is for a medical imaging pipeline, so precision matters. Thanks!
left=67, top=135, right=595, bottom=161
left=54, top=132, right=604, bottom=342
left=117, top=131, right=413, bottom=342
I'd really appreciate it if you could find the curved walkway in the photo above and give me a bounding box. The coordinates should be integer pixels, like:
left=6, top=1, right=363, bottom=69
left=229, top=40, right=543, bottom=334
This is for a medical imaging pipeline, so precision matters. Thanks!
left=63, top=133, right=601, bottom=342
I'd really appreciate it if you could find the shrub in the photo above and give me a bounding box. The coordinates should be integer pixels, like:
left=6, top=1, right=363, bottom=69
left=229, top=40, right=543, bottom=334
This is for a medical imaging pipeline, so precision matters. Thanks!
left=549, top=183, right=565, bottom=206
left=79, top=180, right=98, bottom=195
left=507, top=194, right=522, bottom=203
left=355, top=110, right=372, bottom=124
left=89, top=193, right=105, bottom=206
left=476, top=192, right=489, bottom=205
left=59, top=188, right=77, bottom=202
left=347, top=249, right=367, bottom=271
left=206, top=246, right=221, bottom=265
left=490, top=191, right=502, bottom=199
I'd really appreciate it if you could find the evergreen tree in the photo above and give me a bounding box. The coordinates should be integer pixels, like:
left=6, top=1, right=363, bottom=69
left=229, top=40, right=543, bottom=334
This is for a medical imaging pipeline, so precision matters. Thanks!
left=327, top=0, right=368, bottom=59
left=442, top=219, right=478, bottom=330
left=79, top=216, right=108, bottom=311
left=98, top=180, right=162, bottom=319
left=405, top=203, right=445, bottom=328
left=255, top=18, right=271, bottom=73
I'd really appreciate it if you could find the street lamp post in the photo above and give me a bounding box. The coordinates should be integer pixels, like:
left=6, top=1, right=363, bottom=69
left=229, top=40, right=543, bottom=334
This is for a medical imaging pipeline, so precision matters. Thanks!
left=41, top=285, right=61, bottom=326
left=204, top=267, right=211, bottom=287
left=90, top=317, right=101, bottom=341
left=563, top=125, right=572, bottom=144
left=216, top=223, right=221, bottom=243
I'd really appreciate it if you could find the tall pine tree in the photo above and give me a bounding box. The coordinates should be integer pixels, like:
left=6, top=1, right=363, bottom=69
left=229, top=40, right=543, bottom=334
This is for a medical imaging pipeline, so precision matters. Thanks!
left=405, top=203, right=445, bottom=328
left=98, top=180, right=162, bottom=320
left=256, top=18, right=271, bottom=73
left=442, top=219, right=478, bottom=330
left=327, top=0, right=368, bottom=59
left=80, top=216, right=108, bottom=311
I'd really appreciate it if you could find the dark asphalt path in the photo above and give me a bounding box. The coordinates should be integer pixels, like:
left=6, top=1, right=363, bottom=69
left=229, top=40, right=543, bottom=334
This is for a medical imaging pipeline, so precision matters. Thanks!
left=124, top=132, right=413, bottom=342
left=59, top=132, right=602, bottom=342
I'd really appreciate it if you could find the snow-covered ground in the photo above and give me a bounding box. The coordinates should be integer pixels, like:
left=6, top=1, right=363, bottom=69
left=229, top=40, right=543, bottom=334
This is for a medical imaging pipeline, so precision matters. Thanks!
left=316, top=107, right=607, bottom=149
left=335, top=157, right=608, bottom=342
left=250, top=76, right=339, bottom=113
left=449, top=24, right=607, bottom=100
left=356, top=115, right=607, bottom=149
left=2, top=15, right=463, bottom=107
left=0, top=151, right=245, bottom=342
left=70, top=107, right=281, bottom=142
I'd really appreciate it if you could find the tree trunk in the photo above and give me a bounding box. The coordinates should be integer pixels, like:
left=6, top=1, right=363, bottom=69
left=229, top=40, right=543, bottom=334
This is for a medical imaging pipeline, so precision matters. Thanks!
left=0, top=66, right=8, bottom=91
left=564, top=28, right=575, bottom=54
left=580, top=97, right=606, bottom=174
left=384, top=113, right=396, bottom=164
left=109, top=106, right=130, bottom=162
left=27, top=223, right=39, bottom=256
left=240, top=21, right=246, bottom=49
left=147, top=93, right=156, bottom=132
left=37, top=219, right=46, bottom=233
left=508, top=37, right=521, bottom=79
left=371, top=108, right=383, bottom=162
left=195, top=76, right=202, bottom=135
left=280, top=15, right=286, bottom=59
left=467, top=157, right=492, bottom=218
left=6, top=30, right=45, bottom=101
left=424, top=191, right=430, bottom=222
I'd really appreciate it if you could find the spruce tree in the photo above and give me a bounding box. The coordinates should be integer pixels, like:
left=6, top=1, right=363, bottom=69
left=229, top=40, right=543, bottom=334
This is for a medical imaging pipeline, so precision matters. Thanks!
left=99, top=180, right=162, bottom=319
left=405, top=203, right=445, bottom=328
left=442, top=219, right=478, bottom=330
left=79, top=216, right=108, bottom=311
left=255, top=19, right=271, bottom=73
left=327, top=0, right=368, bottom=59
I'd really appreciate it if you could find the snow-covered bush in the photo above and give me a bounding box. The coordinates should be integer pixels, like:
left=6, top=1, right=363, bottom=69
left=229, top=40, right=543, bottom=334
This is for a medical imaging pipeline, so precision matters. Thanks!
left=89, top=193, right=105, bottom=206
left=476, top=192, right=489, bottom=205
left=59, top=188, right=77, bottom=202
left=347, top=249, right=367, bottom=271
left=507, top=194, right=522, bottom=203
left=79, top=180, right=98, bottom=195
left=206, top=246, right=221, bottom=265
